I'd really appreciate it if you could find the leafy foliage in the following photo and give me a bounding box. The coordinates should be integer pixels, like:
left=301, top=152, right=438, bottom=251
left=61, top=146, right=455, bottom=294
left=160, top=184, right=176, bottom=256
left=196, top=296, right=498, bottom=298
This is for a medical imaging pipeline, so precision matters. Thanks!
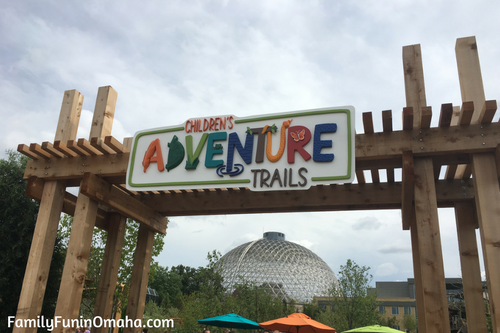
left=58, top=215, right=166, bottom=317
left=403, top=314, right=417, bottom=332
left=318, top=259, right=379, bottom=331
left=0, top=151, right=65, bottom=329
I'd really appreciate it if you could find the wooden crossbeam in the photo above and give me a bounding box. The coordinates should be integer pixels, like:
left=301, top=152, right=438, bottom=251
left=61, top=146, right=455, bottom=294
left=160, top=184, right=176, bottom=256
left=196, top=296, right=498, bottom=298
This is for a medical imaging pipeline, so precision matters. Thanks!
left=29, top=143, right=53, bottom=159
left=132, top=179, right=474, bottom=216
left=80, top=173, right=167, bottom=234
left=22, top=121, right=500, bottom=182
left=41, top=142, right=65, bottom=158
left=25, top=176, right=110, bottom=230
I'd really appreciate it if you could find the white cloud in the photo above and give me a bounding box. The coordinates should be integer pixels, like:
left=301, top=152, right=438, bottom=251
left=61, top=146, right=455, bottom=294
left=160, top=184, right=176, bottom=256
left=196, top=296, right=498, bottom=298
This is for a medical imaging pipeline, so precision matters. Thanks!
left=376, top=263, right=399, bottom=277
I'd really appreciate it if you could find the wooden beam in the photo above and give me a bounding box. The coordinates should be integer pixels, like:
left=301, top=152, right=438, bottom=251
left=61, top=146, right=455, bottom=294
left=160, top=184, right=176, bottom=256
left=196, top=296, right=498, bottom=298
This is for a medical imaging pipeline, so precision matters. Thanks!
left=54, top=86, right=119, bottom=332
left=401, top=151, right=414, bottom=230
left=413, top=158, right=450, bottom=332
left=14, top=89, right=83, bottom=333
left=455, top=201, right=489, bottom=333
left=472, top=154, right=500, bottom=331
left=409, top=214, right=427, bottom=333
left=382, top=110, right=395, bottom=183
left=22, top=120, right=500, bottom=182
left=137, top=179, right=474, bottom=216
left=124, top=224, right=155, bottom=333
left=456, top=36, right=486, bottom=125
left=54, top=190, right=99, bottom=331
left=93, top=214, right=126, bottom=333
left=80, top=173, right=167, bottom=234
left=90, top=86, right=118, bottom=139
left=457, top=36, right=500, bottom=332
left=403, top=44, right=426, bottom=128
left=404, top=42, right=450, bottom=333
left=25, top=176, right=110, bottom=230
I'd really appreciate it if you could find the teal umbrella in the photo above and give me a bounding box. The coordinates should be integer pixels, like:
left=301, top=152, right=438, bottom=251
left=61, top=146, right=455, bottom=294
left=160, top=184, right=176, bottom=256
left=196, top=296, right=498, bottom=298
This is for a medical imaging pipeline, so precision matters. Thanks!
left=342, top=325, right=402, bottom=333
left=198, top=313, right=261, bottom=330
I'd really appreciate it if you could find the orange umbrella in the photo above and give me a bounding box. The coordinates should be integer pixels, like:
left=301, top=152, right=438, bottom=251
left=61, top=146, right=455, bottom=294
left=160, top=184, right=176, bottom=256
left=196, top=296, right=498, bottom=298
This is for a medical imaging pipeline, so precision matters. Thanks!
left=259, top=312, right=336, bottom=333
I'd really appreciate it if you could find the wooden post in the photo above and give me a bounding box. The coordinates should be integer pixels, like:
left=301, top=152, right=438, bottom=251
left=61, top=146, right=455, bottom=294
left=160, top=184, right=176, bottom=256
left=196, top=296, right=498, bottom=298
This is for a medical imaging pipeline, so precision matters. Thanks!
left=409, top=212, right=427, bottom=333
left=124, top=224, right=155, bottom=333
left=472, top=154, right=500, bottom=332
left=456, top=36, right=498, bottom=333
left=455, top=201, right=488, bottom=333
left=93, top=214, right=127, bottom=333
left=14, top=90, right=83, bottom=333
left=54, top=86, right=117, bottom=332
left=403, top=44, right=451, bottom=332
left=413, top=158, right=451, bottom=332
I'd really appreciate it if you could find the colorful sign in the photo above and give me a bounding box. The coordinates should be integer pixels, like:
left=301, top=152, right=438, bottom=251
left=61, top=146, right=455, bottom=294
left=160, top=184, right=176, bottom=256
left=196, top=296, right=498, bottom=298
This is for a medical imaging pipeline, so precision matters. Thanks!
left=126, top=106, right=355, bottom=192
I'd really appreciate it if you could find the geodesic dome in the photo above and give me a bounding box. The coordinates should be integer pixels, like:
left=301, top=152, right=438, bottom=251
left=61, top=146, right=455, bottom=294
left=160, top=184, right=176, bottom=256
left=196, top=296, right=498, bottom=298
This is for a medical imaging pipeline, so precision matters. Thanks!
left=219, top=232, right=337, bottom=303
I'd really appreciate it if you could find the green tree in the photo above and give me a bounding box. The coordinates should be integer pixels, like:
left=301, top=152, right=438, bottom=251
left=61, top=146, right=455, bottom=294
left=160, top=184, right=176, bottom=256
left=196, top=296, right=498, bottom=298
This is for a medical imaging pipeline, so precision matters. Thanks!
left=318, top=259, right=379, bottom=331
left=58, top=214, right=166, bottom=317
left=403, top=314, right=417, bottom=332
left=0, top=151, right=65, bottom=330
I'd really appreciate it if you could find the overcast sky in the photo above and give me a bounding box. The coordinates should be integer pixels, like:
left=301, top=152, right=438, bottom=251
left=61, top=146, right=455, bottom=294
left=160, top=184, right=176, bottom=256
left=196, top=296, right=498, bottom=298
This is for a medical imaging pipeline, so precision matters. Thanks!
left=1, top=1, right=499, bottom=285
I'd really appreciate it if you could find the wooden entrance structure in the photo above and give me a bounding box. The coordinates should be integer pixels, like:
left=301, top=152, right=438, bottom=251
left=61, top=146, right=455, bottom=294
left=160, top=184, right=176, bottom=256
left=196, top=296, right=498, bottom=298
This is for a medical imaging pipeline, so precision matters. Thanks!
left=15, top=36, right=499, bottom=333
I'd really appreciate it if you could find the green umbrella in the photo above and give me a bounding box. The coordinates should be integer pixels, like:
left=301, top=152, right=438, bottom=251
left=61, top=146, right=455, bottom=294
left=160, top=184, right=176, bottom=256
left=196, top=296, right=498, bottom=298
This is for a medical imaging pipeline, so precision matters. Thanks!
left=342, top=325, right=402, bottom=333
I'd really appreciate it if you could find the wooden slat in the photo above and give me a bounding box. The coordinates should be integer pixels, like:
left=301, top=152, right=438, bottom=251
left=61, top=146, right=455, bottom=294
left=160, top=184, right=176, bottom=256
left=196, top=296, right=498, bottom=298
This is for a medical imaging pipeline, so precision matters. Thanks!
left=105, top=136, right=130, bottom=153
left=77, top=138, right=103, bottom=156
left=479, top=100, right=497, bottom=124
left=445, top=165, right=458, bottom=180
left=17, top=144, right=40, bottom=160
left=403, top=107, right=413, bottom=130
left=362, top=112, right=374, bottom=134
left=438, top=103, right=453, bottom=127
left=355, top=170, right=366, bottom=184
left=53, top=140, right=78, bottom=157
left=382, top=110, right=393, bottom=132
left=420, top=106, right=432, bottom=129
left=41, top=142, right=65, bottom=158
left=401, top=151, right=414, bottom=230
left=67, top=139, right=90, bottom=156
left=459, top=101, right=474, bottom=126
left=363, top=112, right=380, bottom=183
left=80, top=173, right=167, bottom=234
left=29, top=143, right=53, bottom=159
left=90, top=137, right=116, bottom=155
left=382, top=110, right=395, bottom=183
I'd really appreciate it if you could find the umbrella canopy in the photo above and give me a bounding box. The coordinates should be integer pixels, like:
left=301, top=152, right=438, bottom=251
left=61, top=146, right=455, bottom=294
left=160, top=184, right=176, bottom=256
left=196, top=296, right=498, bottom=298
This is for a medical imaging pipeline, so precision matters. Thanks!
left=198, top=313, right=261, bottom=330
left=259, top=312, right=336, bottom=333
left=342, top=325, right=403, bottom=333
